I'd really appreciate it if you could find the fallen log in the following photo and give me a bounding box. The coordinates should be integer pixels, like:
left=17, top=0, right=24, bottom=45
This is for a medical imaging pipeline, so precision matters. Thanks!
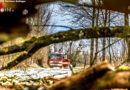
left=47, top=62, right=113, bottom=90
left=47, top=62, right=130, bottom=90
left=0, top=26, right=128, bottom=70
left=0, top=36, right=38, bottom=55
left=0, top=26, right=128, bottom=56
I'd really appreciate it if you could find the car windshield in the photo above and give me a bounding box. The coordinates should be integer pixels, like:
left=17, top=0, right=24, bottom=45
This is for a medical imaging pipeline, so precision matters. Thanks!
left=50, top=54, right=62, bottom=59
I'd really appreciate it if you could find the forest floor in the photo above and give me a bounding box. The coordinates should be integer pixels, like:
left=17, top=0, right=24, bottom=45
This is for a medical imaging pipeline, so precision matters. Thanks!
left=0, top=67, right=83, bottom=90
left=0, top=63, right=129, bottom=90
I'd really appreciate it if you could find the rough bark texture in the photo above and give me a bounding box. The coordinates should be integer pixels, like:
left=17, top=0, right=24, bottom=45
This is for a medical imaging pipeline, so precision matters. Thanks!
left=47, top=62, right=130, bottom=90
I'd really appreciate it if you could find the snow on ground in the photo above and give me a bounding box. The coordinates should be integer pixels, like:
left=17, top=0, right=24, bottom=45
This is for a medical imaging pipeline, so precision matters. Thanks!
left=0, top=68, right=75, bottom=81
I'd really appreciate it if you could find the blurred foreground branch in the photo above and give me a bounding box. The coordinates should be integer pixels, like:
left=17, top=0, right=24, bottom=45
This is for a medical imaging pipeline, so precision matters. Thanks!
left=47, top=62, right=130, bottom=90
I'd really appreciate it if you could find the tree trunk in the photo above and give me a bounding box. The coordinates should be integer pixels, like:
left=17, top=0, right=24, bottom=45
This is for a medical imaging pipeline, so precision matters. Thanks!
left=102, top=38, right=106, bottom=61
left=108, top=10, right=112, bottom=63
left=95, top=38, right=98, bottom=61
left=122, top=40, right=126, bottom=57
left=94, top=4, right=100, bottom=63
left=102, top=9, right=108, bottom=61
left=90, top=0, right=96, bottom=66
left=90, top=39, right=94, bottom=65
left=108, top=38, right=112, bottom=63
left=125, top=13, right=130, bottom=62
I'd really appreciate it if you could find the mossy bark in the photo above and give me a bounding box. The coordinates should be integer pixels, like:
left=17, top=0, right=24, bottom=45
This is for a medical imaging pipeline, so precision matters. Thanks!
left=0, top=26, right=130, bottom=70
left=0, top=36, right=38, bottom=55
left=0, top=26, right=129, bottom=56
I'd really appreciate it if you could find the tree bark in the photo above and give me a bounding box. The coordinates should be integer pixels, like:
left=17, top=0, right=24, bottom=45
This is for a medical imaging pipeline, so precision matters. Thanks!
left=94, top=3, right=100, bottom=63
left=0, top=26, right=128, bottom=56
left=0, top=26, right=129, bottom=70
left=108, top=10, right=112, bottom=63
left=124, top=13, right=130, bottom=62
left=90, top=0, right=96, bottom=66
left=102, top=38, right=106, bottom=61
left=108, top=38, right=112, bottom=63
left=102, top=9, right=108, bottom=61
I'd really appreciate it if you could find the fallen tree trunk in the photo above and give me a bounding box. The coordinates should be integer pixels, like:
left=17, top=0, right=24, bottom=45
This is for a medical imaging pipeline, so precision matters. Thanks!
left=47, top=62, right=130, bottom=90
left=0, top=26, right=129, bottom=70
left=0, top=36, right=38, bottom=55
left=0, top=26, right=128, bottom=56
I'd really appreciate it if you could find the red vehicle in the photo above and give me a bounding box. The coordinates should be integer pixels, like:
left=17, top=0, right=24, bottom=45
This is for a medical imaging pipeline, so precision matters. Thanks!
left=49, top=53, right=70, bottom=68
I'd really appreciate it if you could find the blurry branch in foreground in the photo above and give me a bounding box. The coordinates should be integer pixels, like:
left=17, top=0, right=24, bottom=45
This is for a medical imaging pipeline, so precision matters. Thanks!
left=0, top=26, right=130, bottom=70
left=47, top=62, right=130, bottom=89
